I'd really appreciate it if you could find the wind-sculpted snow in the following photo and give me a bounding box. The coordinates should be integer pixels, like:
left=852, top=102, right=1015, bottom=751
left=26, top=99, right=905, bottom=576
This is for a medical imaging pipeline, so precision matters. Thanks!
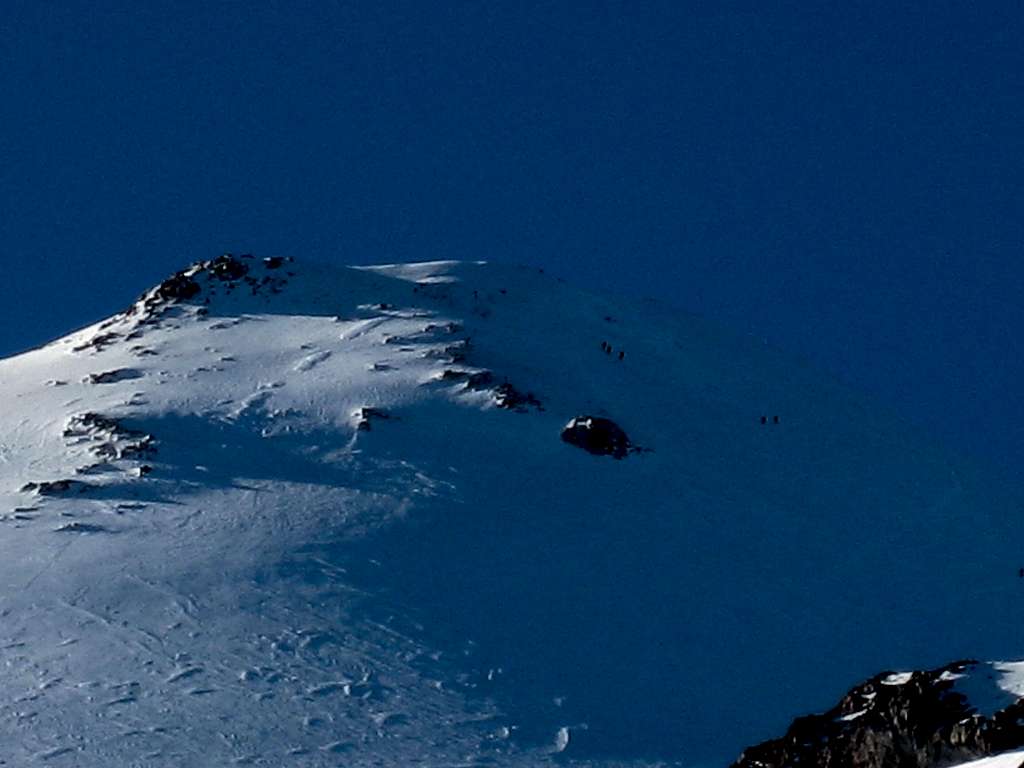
left=0, top=255, right=1020, bottom=767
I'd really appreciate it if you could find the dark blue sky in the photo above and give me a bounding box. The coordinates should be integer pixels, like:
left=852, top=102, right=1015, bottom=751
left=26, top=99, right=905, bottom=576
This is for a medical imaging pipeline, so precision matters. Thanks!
left=2, top=1, right=1022, bottom=473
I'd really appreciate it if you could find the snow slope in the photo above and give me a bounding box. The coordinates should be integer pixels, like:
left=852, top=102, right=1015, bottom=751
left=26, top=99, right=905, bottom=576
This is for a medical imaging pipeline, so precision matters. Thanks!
left=952, top=661, right=1024, bottom=716
left=951, top=751, right=1024, bottom=768
left=0, top=255, right=1020, bottom=767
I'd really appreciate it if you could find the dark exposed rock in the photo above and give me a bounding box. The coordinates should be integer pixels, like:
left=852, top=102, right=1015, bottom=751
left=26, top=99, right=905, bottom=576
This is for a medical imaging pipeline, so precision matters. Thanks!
left=64, top=412, right=121, bottom=436
left=731, top=660, right=1024, bottom=768
left=84, top=368, right=143, bottom=384
left=561, top=416, right=632, bottom=459
left=465, top=371, right=494, bottom=389
left=54, top=521, right=109, bottom=534
left=354, top=407, right=390, bottom=432
left=208, top=253, right=249, bottom=281
left=423, top=322, right=462, bottom=335
left=75, top=462, right=115, bottom=475
left=71, top=332, right=122, bottom=353
left=64, top=412, right=157, bottom=461
left=438, top=369, right=473, bottom=383
left=422, top=343, right=468, bottom=363
left=154, top=271, right=202, bottom=303
left=493, top=383, right=543, bottom=412
left=436, top=367, right=540, bottom=411
left=21, top=479, right=92, bottom=496
left=91, top=442, right=119, bottom=459
left=119, top=436, right=157, bottom=459
left=120, top=255, right=291, bottom=333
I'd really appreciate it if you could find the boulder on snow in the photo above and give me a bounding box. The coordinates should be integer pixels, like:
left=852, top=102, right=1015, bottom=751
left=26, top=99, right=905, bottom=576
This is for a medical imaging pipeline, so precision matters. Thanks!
left=560, top=416, right=632, bottom=459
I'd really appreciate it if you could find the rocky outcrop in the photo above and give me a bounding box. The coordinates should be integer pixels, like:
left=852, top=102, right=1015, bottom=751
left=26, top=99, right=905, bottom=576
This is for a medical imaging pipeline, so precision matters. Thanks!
left=71, top=331, right=123, bottom=353
left=84, top=368, right=143, bottom=384
left=354, top=407, right=391, bottom=432
left=422, top=342, right=469, bottom=363
left=732, top=660, right=1024, bottom=768
left=493, top=382, right=542, bottom=412
left=64, top=412, right=156, bottom=462
left=438, top=368, right=494, bottom=389
left=20, top=479, right=92, bottom=497
left=435, top=368, right=543, bottom=413
left=208, top=253, right=249, bottom=281
left=153, top=270, right=202, bottom=303
left=560, top=416, right=632, bottom=459
left=128, top=254, right=290, bottom=322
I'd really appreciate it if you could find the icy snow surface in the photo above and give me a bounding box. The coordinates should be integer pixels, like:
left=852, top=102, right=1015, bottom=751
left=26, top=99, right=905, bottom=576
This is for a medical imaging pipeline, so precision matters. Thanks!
left=949, top=750, right=1024, bottom=768
left=0, top=257, right=1021, bottom=767
left=949, top=661, right=1024, bottom=717
left=882, top=671, right=915, bottom=686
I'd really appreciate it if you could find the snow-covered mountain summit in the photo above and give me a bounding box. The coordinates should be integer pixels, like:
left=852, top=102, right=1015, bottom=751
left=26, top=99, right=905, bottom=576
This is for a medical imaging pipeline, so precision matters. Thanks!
left=0, top=254, right=1021, bottom=766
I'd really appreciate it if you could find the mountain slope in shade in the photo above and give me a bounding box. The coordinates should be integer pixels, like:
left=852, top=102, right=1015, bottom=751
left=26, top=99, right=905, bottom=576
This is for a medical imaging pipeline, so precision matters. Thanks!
left=732, top=659, right=1024, bottom=767
left=0, top=254, right=1021, bottom=767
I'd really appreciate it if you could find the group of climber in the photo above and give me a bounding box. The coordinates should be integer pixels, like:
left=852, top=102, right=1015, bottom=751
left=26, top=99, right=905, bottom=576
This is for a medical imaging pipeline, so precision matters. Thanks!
left=600, top=341, right=625, bottom=361
left=596, top=342, right=787, bottom=429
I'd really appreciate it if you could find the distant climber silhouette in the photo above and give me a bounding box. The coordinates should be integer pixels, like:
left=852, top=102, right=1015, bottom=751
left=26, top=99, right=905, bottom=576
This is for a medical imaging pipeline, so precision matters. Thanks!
left=773, top=415, right=780, bottom=424
left=760, top=416, right=767, bottom=425
left=618, top=350, right=624, bottom=361
left=601, top=341, right=608, bottom=352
